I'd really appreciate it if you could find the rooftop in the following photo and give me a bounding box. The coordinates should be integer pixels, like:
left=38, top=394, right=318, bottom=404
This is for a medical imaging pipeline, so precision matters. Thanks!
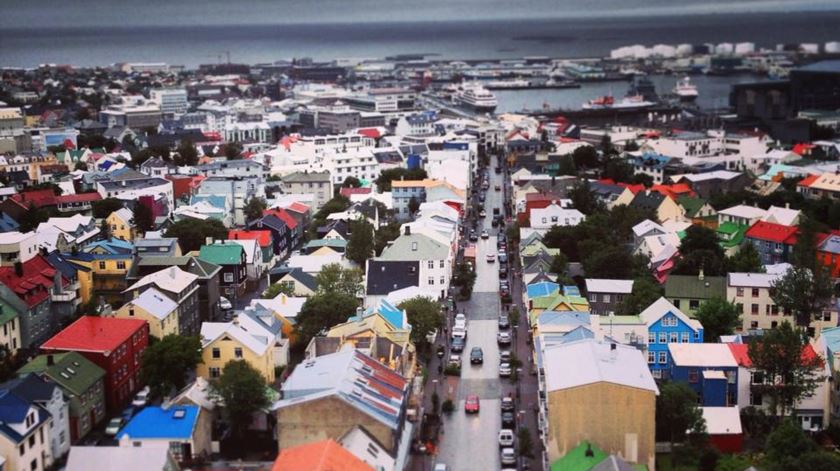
left=42, top=316, right=147, bottom=354
left=117, top=405, right=199, bottom=440
left=543, top=339, right=658, bottom=393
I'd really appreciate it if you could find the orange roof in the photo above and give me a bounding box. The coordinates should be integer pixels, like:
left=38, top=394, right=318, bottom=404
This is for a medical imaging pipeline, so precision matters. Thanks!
left=798, top=174, right=819, bottom=187
left=650, top=183, right=696, bottom=200
left=228, top=229, right=272, bottom=247
left=272, top=439, right=373, bottom=471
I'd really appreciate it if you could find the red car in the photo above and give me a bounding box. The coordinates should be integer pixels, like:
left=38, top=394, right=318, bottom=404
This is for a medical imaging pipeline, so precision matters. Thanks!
left=465, top=394, right=480, bottom=414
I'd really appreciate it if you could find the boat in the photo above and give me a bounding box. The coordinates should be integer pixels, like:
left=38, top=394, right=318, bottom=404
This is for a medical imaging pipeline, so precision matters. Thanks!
left=673, top=76, right=699, bottom=102
left=453, top=82, right=498, bottom=113
left=581, top=94, right=655, bottom=110
left=484, top=79, right=531, bottom=90
left=628, top=77, right=658, bottom=102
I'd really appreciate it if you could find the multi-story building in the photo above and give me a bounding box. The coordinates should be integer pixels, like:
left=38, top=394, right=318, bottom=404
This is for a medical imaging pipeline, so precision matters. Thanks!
left=106, top=208, right=137, bottom=242
left=664, top=272, right=726, bottom=316
left=198, top=321, right=275, bottom=382
left=1, top=374, right=71, bottom=461
left=744, top=221, right=798, bottom=265
left=96, top=177, right=174, bottom=215
left=318, top=146, right=380, bottom=185
left=196, top=176, right=264, bottom=226
left=727, top=272, right=789, bottom=331
left=377, top=227, right=452, bottom=299
left=0, top=388, right=54, bottom=471
left=345, top=88, right=417, bottom=112
left=41, top=317, right=149, bottom=412
left=668, top=343, right=739, bottom=407
left=17, top=352, right=106, bottom=442
left=66, top=238, right=134, bottom=305
left=99, top=103, right=162, bottom=129
left=530, top=203, right=585, bottom=230
left=279, top=171, right=332, bottom=212
left=114, top=288, right=179, bottom=339
left=196, top=159, right=269, bottom=181
left=198, top=243, right=247, bottom=301
left=639, top=297, right=704, bottom=379
left=149, top=88, right=188, bottom=118
left=124, top=266, right=201, bottom=336
left=584, top=279, right=633, bottom=315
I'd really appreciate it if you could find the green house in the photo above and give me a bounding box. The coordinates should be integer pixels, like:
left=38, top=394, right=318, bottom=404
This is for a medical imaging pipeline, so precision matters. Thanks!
left=664, top=272, right=727, bottom=316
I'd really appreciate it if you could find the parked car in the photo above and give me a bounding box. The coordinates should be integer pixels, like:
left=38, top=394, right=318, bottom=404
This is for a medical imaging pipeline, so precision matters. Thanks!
left=470, top=347, right=484, bottom=364
left=498, top=429, right=515, bottom=448
left=499, top=351, right=512, bottom=364
left=495, top=184, right=501, bottom=191
left=481, top=230, right=489, bottom=239
left=495, top=166, right=502, bottom=174
left=469, top=230, right=478, bottom=242
left=497, top=332, right=512, bottom=345
left=491, top=218, right=499, bottom=228
left=479, top=194, right=486, bottom=203
left=131, top=386, right=150, bottom=408
left=498, top=266, right=508, bottom=278
left=448, top=354, right=462, bottom=368
left=219, top=296, right=232, bottom=311
left=105, top=417, right=124, bottom=436
left=455, top=313, right=466, bottom=323
left=465, top=394, right=480, bottom=414
left=486, top=253, right=496, bottom=263
left=501, top=397, right=515, bottom=412
left=434, top=465, right=449, bottom=471
left=498, top=315, right=510, bottom=329
left=498, top=252, right=508, bottom=264
left=501, top=448, right=517, bottom=465
left=452, top=327, right=467, bottom=341
left=499, top=362, right=512, bottom=377
left=501, top=411, right=516, bottom=428
left=451, top=337, right=466, bottom=352
left=479, top=210, right=487, bottom=218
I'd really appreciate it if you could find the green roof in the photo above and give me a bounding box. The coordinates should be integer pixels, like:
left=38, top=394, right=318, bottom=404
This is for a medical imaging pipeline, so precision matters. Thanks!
left=664, top=274, right=727, bottom=301
left=676, top=196, right=709, bottom=218
left=717, top=222, right=747, bottom=248
left=551, top=441, right=608, bottom=471
left=304, top=239, right=348, bottom=249
left=18, top=352, right=105, bottom=396
left=607, top=315, right=643, bottom=325
left=199, top=243, right=244, bottom=265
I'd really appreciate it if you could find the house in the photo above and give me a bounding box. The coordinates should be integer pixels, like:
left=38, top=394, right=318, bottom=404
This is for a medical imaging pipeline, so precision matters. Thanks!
left=530, top=203, right=585, bottom=230
left=106, top=208, right=137, bottom=241
left=1, top=373, right=70, bottom=461
left=727, top=272, right=794, bottom=331
left=126, top=255, right=221, bottom=323
left=263, top=207, right=301, bottom=251
left=672, top=170, right=751, bottom=199
left=271, top=439, right=374, bottom=471
left=226, top=238, right=265, bottom=290
left=627, top=190, right=684, bottom=223
left=819, top=234, right=840, bottom=278
left=584, top=279, right=633, bottom=316
left=274, top=349, right=410, bottom=469
left=716, top=222, right=747, bottom=256
left=124, top=266, right=201, bottom=336
left=338, top=424, right=400, bottom=471
left=668, top=343, right=738, bottom=406
left=248, top=214, right=289, bottom=258
left=677, top=196, right=717, bottom=228
left=717, top=204, right=767, bottom=227
left=664, top=272, right=726, bottom=316
left=0, top=388, right=54, bottom=471
left=631, top=152, right=672, bottom=184
left=377, top=226, right=451, bottom=299
left=798, top=171, right=840, bottom=200
left=36, top=214, right=100, bottom=252
left=639, top=297, right=703, bottom=379
left=744, top=221, right=798, bottom=265
left=198, top=243, right=247, bottom=300
left=135, top=237, right=181, bottom=257
left=17, top=352, right=106, bottom=442
left=365, top=260, right=420, bottom=307
left=237, top=308, right=290, bottom=367
left=280, top=171, right=332, bottom=211
left=728, top=342, right=829, bottom=431
left=40, top=316, right=149, bottom=411
left=197, top=321, right=275, bottom=383
left=66, top=238, right=135, bottom=305
left=228, top=229, right=274, bottom=265
left=114, top=287, right=180, bottom=339
left=549, top=441, right=640, bottom=471
left=65, top=446, right=181, bottom=471
left=269, top=267, right=318, bottom=297
left=541, top=340, right=658, bottom=470
left=632, top=219, right=666, bottom=250
left=700, top=407, right=744, bottom=453
left=117, top=405, right=211, bottom=463
left=815, top=326, right=840, bottom=426
left=54, top=192, right=102, bottom=215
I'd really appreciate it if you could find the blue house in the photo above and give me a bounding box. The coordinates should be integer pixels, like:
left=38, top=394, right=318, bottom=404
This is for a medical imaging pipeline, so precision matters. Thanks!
left=117, top=405, right=209, bottom=462
left=639, top=297, right=704, bottom=378
left=668, top=343, right=739, bottom=406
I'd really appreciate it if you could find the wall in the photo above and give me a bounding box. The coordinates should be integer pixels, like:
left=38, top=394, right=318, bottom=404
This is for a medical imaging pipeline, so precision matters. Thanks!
left=197, top=336, right=275, bottom=383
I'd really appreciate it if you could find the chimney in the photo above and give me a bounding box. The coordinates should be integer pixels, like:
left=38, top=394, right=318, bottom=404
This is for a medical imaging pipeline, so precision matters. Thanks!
left=404, top=225, right=410, bottom=236
left=585, top=444, right=594, bottom=458
left=46, top=355, right=54, bottom=366
left=698, top=268, right=705, bottom=281
left=205, top=237, right=214, bottom=246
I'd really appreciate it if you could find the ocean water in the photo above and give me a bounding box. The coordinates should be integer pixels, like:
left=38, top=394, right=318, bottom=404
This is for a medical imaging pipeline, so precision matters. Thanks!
left=0, top=11, right=838, bottom=67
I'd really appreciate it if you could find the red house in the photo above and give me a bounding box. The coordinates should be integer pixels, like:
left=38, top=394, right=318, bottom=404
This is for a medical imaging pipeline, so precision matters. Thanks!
left=818, top=233, right=840, bottom=278
left=701, top=407, right=743, bottom=453
left=41, top=316, right=149, bottom=411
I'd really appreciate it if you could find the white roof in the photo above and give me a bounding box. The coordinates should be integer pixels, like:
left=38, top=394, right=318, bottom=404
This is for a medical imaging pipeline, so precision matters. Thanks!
left=632, top=219, right=665, bottom=237
left=585, top=279, right=634, bottom=294
left=0, top=231, right=35, bottom=244
left=543, top=339, right=658, bottom=393
left=672, top=170, right=742, bottom=183
left=65, top=446, right=173, bottom=471
left=702, top=370, right=727, bottom=380
left=227, top=239, right=259, bottom=264
left=125, top=266, right=198, bottom=295
left=718, top=204, right=766, bottom=220
left=764, top=262, right=793, bottom=275
left=128, top=287, right=177, bottom=320
left=661, top=219, right=692, bottom=234
left=762, top=205, right=800, bottom=226
left=382, top=286, right=439, bottom=306
left=639, top=297, right=702, bottom=332
left=668, top=343, right=737, bottom=367
left=201, top=321, right=270, bottom=356
left=111, top=208, right=134, bottom=224
left=39, top=214, right=96, bottom=233
left=728, top=272, right=784, bottom=288
left=249, top=294, right=306, bottom=320
left=701, top=407, right=742, bottom=435
left=286, top=253, right=352, bottom=274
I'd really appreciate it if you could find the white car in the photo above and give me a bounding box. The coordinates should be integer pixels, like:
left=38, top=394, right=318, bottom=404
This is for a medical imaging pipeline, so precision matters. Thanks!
left=501, top=447, right=517, bottom=465
left=454, top=319, right=467, bottom=330
left=499, top=362, right=512, bottom=377
left=498, top=429, right=515, bottom=448
left=454, top=313, right=466, bottom=324
left=448, top=354, right=462, bottom=368
left=131, top=386, right=150, bottom=408
left=486, top=253, right=496, bottom=263
left=452, top=327, right=467, bottom=340
left=219, top=296, right=232, bottom=310
left=105, top=417, right=124, bottom=436
left=434, top=465, right=449, bottom=471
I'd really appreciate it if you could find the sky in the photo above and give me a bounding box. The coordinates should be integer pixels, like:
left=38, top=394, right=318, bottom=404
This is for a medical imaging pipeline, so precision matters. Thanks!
left=2, top=0, right=840, bottom=29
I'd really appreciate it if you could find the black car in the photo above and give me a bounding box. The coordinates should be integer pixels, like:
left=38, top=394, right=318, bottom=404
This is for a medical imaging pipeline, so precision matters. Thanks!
left=501, top=397, right=515, bottom=412
left=469, top=231, right=478, bottom=242
left=498, top=315, right=510, bottom=329
left=495, top=166, right=502, bottom=174
left=470, top=347, right=484, bottom=364
left=451, top=337, right=466, bottom=352
left=501, top=411, right=516, bottom=429
left=498, top=266, right=508, bottom=278
left=491, top=218, right=499, bottom=228
left=479, top=193, right=486, bottom=203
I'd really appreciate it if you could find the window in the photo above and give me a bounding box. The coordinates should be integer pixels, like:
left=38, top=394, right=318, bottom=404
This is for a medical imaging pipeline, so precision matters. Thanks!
left=669, top=333, right=678, bottom=343
left=428, top=277, right=434, bottom=285
left=603, top=294, right=610, bottom=303
left=736, top=287, right=744, bottom=297
left=751, top=288, right=759, bottom=298
left=440, top=277, right=445, bottom=284
left=750, top=392, right=763, bottom=406
left=31, top=458, right=37, bottom=471
left=658, top=333, right=667, bottom=343
left=117, top=261, right=126, bottom=270
left=673, top=299, right=680, bottom=309
left=689, top=299, right=700, bottom=310
left=29, top=435, right=34, bottom=447
left=224, top=272, right=233, bottom=283
left=234, top=347, right=243, bottom=359
left=647, top=351, right=655, bottom=364
left=751, top=321, right=759, bottom=329
left=652, top=369, right=662, bottom=379
left=694, top=331, right=700, bottom=340
left=209, top=367, right=221, bottom=378
left=658, top=352, right=667, bottom=364
left=99, top=261, right=106, bottom=270
left=648, top=332, right=656, bottom=344
left=19, top=444, right=24, bottom=456
left=681, top=333, right=689, bottom=343
left=411, top=242, right=418, bottom=251
left=212, top=348, right=220, bottom=359
left=751, top=304, right=759, bottom=315
left=427, top=261, right=434, bottom=269
left=439, top=260, right=445, bottom=268
left=688, top=369, right=698, bottom=383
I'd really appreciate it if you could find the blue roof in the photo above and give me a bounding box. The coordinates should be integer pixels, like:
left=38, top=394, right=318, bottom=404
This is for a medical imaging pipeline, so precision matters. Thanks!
left=822, top=327, right=840, bottom=360
left=563, top=285, right=581, bottom=297
left=797, top=60, right=840, bottom=73
left=190, top=194, right=228, bottom=209
left=361, top=299, right=409, bottom=330
left=527, top=281, right=560, bottom=299
left=560, top=325, right=595, bottom=343
left=118, top=405, right=199, bottom=440
left=0, top=390, right=31, bottom=423
left=537, top=310, right=590, bottom=327
left=0, top=212, right=20, bottom=233
left=633, top=152, right=671, bottom=170
left=85, top=238, right=134, bottom=255
left=758, top=164, right=805, bottom=181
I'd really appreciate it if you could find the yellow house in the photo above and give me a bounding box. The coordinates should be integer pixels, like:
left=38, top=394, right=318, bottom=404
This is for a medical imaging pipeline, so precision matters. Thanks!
left=271, top=268, right=317, bottom=297
left=67, top=239, right=135, bottom=304
left=113, top=287, right=179, bottom=339
left=198, top=322, right=275, bottom=383
left=106, top=208, right=137, bottom=241
left=249, top=295, right=307, bottom=344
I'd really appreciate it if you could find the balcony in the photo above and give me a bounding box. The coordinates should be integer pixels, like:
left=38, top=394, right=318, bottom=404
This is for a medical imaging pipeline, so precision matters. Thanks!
left=51, top=291, right=77, bottom=302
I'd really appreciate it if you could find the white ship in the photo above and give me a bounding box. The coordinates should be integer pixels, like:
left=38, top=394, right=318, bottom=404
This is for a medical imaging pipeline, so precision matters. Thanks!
left=673, top=76, right=699, bottom=102
left=581, top=94, right=655, bottom=110
left=454, top=82, right=498, bottom=113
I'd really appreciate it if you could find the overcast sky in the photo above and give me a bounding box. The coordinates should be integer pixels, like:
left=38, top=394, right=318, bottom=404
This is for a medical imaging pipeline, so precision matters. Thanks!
left=2, top=0, right=839, bottom=28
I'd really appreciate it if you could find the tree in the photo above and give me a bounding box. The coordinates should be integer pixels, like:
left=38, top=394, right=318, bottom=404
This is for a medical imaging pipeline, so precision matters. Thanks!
left=600, top=134, right=616, bottom=157
left=173, top=139, right=198, bottom=167
left=556, top=155, right=576, bottom=176
left=375, top=168, right=428, bottom=192
left=314, top=263, right=363, bottom=298
left=568, top=180, right=603, bottom=215
left=18, top=203, right=49, bottom=233
left=133, top=202, right=155, bottom=233
left=0, top=345, right=19, bottom=383
left=295, top=293, right=359, bottom=346
left=617, top=276, right=664, bottom=315
left=397, top=296, right=442, bottom=346
left=764, top=418, right=815, bottom=468
left=92, top=198, right=125, bottom=219
left=550, top=253, right=568, bottom=277
left=164, top=219, right=228, bottom=253
left=263, top=282, right=295, bottom=298
left=749, top=321, right=822, bottom=419
left=374, top=221, right=401, bottom=255
left=74, top=161, right=88, bottom=171
left=211, top=360, right=270, bottom=438
left=580, top=243, right=634, bottom=279
left=572, top=145, right=599, bottom=169
left=624, top=140, right=640, bottom=152
left=725, top=243, right=765, bottom=273
left=223, top=142, right=243, bottom=159
left=771, top=266, right=833, bottom=328
left=656, top=382, right=705, bottom=455
left=452, top=262, right=476, bottom=299
left=346, top=219, right=375, bottom=265
left=672, top=225, right=727, bottom=276
left=243, top=197, right=267, bottom=223
left=602, top=157, right=635, bottom=183
left=341, top=176, right=361, bottom=188
left=408, top=196, right=420, bottom=215
left=140, top=335, right=203, bottom=398
left=694, top=297, right=741, bottom=342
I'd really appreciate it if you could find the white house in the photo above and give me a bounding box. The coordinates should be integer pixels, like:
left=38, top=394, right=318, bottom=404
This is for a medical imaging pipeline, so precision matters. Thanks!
left=530, top=203, right=585, bottom=230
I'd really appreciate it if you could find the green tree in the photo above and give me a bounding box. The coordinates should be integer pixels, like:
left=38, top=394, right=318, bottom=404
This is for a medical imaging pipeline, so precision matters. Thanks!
left=764, top=418, right=815, bottom=467
left=725, top=243, right=765, bottom=273
left=314, top=263, right=363, bottom=298
left=92, top=198, right=125, bottom=219
left=580, top=243, right=635, bottom=279
left=656, top=382, right=705, bottom=455
left=163, top=219, right=228, bottom=253
left=140, top=335, right=203, bottom=398
left=263, top=282, right=295, bottom=298
left=624, top=140, right=640, bottom=152
left=771, top=266, right=833, bottom=328
left=0, top=345, right=19, bottom=383
left=18, top=203, right=50, bottom=233
left=408, top=196, right=420, bottom=215
left=295, top=293, right=359, bottom=346
left=341, top=176, right=362, bottom=188
left=568, top=180, right=603, bottom=215
left=550, top=253, right=568, bottom=277
left=672, top=225, right=727, bottom=276
left=375, top=168, right=428, bottom=192
left=600, top=134, right=616, bottom=157
left=243, top=197, right=267, bottom=223
left=346, top=219, right=375, bottom=265
left=602, top=157, right=635, bottom=183
left=556, top=155, right=576, bottom=176
left=749, top=321, right=822, bottom=419
left=133, top=202, right=155, bottom=233
left=173, top=139, right=198, bottom=167
left=572, top=145, right=599, bottom=169
left=452, top=262, right=476, bottom=299
left=211, top=360, right=270, bottom=438
left=616, top=277, right=664, bottom=315
left=223, top=142, right=243, bottom=159
left=694, top=297, right=741, bottom=342
left=517, top=427, right=535, bottom=458
left=30, top=182, right=63, bottom=195
left=397, top=296, right=442, bottom=346
left=374, top=221, right=401, bottom=255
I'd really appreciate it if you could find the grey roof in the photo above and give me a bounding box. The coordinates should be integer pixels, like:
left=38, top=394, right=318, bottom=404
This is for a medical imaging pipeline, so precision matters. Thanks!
left=366, top=260, right=420, bottom=295
left=282, top=170, right=331, bottom=183
left=630, top=191, right=666, bottom=211
left=819, top=234, right=840, bottom=255
left=379, top=233, right=449, bottom=261
left=591, top=455, right=636, bottom=471
left=271, top=267, right=318, bottom=291
left=98, top=177, right=169, bottom=191
left=797, top=60, right=840, bottom=73
left=0, top=374, right=58, bottom=404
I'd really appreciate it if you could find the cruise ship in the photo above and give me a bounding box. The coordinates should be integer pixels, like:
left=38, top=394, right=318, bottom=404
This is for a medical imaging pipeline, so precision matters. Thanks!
left=581, top=94, right=655, bottom=110
left=453, top=83, right=498, bottom=113
left=673, top=76, right=699, bottom=102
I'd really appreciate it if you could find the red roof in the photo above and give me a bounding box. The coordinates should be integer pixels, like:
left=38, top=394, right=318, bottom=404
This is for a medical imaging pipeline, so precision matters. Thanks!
left=797, top=174, right=819, bottom=188
left=286, top=202, right=310, bottom=215
left=650, top=183, right=696, bottom=200
left=228, top=229, right=272, bottom=248
left=792, top=143, right=815, bottom=156
left=339, top=187, right=372, bottom=198
left=9, top=189, right=58, bottom=209
left=728, top=343, right=822, bottom=369
left=55, top=192, right=102, bottom=204
left=41, top=316, right=147, bottom=354
left=525, top=192, right=562, bottom=202
left=263, top=208, right=298, bottom=230
left=272, top=439, right=373, bottom=471
left=357, top=128, right=381, bottom=139
left=745, top=221, right=798, bottom=244
left=0, top=255, right=66, bottom=308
